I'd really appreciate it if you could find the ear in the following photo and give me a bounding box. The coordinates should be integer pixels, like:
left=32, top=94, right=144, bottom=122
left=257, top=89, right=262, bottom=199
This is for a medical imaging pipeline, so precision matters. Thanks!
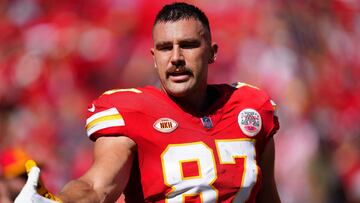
left=208, top=43, right=218, bottom=64
left=150, top=48, right=157, bottom=68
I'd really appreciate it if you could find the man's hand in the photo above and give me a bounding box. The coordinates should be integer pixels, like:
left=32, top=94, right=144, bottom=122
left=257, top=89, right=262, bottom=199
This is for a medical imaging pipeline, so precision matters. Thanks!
left=14, top=160, right=61, bottom=203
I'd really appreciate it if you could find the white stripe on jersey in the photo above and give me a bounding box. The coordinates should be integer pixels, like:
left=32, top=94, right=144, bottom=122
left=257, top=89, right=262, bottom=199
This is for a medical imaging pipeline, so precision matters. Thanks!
left=86, top=107, right=120, bottom=125
left=87, top=119, right=125, bottom=137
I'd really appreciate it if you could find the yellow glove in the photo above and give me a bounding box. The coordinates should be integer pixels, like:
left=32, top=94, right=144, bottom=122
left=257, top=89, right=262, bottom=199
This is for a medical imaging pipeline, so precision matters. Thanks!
left=14, top=160, right=63, bottom=203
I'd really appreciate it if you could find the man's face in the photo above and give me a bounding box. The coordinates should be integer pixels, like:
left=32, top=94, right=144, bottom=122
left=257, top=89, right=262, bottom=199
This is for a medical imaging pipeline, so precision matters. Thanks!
left=151, top=19, right=217, bottom=97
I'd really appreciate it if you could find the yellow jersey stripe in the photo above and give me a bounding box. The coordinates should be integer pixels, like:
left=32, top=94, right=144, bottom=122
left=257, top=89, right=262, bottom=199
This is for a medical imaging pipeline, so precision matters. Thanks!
left=103, top=88, right=142, bottom=95
left=270, top=99, right=277, bottom=110
left=86, top=107, right=120, bottom=125
left=87, top=119, right=125, bottom=137
left=235, top=82, right=259, bottom=89
left=86, top=114, right=123, bottom=130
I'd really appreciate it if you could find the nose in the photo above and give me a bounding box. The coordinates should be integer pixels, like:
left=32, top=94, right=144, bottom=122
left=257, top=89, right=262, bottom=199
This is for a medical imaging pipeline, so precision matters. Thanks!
left=171, top=46, right=185, bottom=67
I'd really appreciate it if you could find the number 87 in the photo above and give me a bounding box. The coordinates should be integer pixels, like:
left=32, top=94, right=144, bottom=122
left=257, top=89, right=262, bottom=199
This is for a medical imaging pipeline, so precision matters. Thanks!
left=161, top=138, right=258, bottom=203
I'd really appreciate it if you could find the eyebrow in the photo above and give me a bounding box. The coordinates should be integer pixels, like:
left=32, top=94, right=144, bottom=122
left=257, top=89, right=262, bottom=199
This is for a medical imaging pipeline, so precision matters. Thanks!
left=155, top=38, right=201, bottom=49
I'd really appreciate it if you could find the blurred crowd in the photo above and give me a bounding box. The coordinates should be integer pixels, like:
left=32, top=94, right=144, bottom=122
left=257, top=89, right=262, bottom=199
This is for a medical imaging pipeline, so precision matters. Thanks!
left=0, top=0, right=359, bottom=202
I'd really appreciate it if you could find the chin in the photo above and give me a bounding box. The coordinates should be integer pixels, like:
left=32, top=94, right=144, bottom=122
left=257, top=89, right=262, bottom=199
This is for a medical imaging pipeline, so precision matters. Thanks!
left=165, top=84, right=193, bottom=98
left=167, top=89, right=188, bottom=98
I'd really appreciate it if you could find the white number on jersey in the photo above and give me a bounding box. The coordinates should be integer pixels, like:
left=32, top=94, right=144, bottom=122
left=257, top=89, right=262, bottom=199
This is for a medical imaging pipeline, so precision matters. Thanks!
left=161, top=139, right=257, bottom=203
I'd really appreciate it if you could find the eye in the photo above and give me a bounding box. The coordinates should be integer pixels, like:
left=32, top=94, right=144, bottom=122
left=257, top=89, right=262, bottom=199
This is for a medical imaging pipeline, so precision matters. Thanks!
left=180, top=41, right=200, bottom=49
left=156, top=44, right=173, bottom=51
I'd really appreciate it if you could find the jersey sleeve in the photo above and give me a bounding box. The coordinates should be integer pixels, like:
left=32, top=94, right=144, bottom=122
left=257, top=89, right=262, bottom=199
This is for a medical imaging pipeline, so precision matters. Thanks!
left=85, top=94, right=127, bottom=141
left=259, top=98, right=279, bottom=140
left=233, top=82, right=279, bottom=140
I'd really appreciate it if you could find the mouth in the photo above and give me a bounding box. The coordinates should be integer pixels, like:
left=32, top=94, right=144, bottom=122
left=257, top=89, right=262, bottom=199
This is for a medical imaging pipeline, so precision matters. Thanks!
left=167, top=68, right=192, bottom=82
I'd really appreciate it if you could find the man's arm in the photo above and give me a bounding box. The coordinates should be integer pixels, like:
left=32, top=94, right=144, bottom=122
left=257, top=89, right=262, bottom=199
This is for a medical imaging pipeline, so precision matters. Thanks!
left=256, top=138, right=281, bottom=203
left=57, top=136, right=136, bottom=203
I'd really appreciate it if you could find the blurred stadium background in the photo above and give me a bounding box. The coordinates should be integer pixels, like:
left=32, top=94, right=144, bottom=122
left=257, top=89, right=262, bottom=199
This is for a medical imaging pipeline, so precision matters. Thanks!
left=0, top=0, right=359, bottom=202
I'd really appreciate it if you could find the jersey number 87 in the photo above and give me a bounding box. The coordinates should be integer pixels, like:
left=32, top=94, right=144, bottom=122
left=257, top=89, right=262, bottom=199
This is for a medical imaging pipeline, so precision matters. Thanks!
left=161, top=138, right=258, bottom=203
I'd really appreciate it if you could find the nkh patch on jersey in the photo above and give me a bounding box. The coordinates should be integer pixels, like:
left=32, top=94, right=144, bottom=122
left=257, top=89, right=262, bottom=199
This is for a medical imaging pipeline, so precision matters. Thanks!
left=86, top=107, right=125, bottom=136
left=238, top=108, right=262, bottom=137
left=153, top=118, right=178, bottom=133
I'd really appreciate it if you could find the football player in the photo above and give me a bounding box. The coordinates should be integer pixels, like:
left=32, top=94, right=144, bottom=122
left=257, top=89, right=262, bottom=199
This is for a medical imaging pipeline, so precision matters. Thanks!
left=15, top=2, right=281, bottom=203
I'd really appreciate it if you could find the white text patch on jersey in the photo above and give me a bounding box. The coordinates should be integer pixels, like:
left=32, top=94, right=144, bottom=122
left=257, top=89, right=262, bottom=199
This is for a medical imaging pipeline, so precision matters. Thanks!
left=153, top=118, right=178, bottom=133
left=238, top=108, right=262, bottom=137
left=86, top=107, right=125, bottom=136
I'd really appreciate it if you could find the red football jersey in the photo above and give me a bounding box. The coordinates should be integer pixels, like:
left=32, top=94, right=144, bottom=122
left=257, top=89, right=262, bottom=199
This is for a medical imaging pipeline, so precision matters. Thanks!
left=85, top=83, right=279, bottom=203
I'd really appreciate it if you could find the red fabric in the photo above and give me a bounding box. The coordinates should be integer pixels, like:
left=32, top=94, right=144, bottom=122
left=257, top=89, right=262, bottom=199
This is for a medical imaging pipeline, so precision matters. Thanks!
left=86, top=84, right=278, bottom=202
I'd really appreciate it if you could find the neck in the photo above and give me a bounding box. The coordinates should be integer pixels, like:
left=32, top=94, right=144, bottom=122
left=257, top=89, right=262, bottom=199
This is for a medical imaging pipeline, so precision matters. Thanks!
left=168, top=85, right=215, bottom=116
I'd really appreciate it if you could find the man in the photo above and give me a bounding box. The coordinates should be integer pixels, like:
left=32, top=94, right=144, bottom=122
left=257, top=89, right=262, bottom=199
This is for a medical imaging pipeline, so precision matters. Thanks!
left=16, top=2, right=281, bottom=203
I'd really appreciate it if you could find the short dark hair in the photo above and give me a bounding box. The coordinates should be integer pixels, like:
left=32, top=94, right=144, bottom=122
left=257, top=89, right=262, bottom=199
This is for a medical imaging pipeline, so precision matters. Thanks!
left=154, top=2, right=211, bottom=39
